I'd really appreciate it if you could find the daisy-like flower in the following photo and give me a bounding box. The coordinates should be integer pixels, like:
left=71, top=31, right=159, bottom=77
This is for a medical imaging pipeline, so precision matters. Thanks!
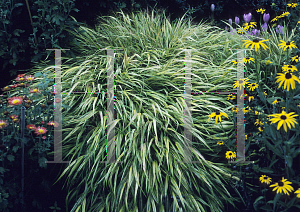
left=208, top=111, right=229, bottom=124
left=259, top=175, right=272, bottom=185
left=8, top=114, right=19, bottom=120
left=278, top=40, right=297, bottom=51
left=29, top=88, right=41, bottom=94
left=25, top=75, right=35, bottom=81
left=275, top=72, right=300, bottom=92
left=26, top=124, right=37, bottom=131
left=226, top=151, right=236, bottom=160
left=247, top=82, right=259, bottom=91
left=269, top=177, right=294, bottom=195
left=0, top=120, right=9, bottom=129
left=295, top=188, right=300, bottom=199
left=233, top=78, right=250, bottom=90
left=34, top=126, right=48, bottom=135
left=7, top=96, right=24, bottom=106
left=267, top=111, right=299, bottom=132
left=241, top=39, right=269, bottom=52
left=47, top=121, right=59, bottom=127
left=217, top=141, right=224, bottom=145
left=282, top=64, right=298, bottom=73
left=268, top=111, right=298, bottom=132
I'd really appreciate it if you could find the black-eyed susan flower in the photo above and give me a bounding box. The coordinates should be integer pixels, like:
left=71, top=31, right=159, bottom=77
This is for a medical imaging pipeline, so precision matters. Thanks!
left=244, top=57, right=255, bottom=64
left=241, top=39, right=269, bottom=52
left=269, top=177, right=294, bottom=195
left=259, top=175, right=272, bottom=185
left=282, top=64, right=298, bottom=73
left=226, top=151, right=236, bottom=160
left=217, top=141, right=224, bottom=145
left=233, top=78, right=250, bottom=90
left=208, top=111, right=229, bottom=124
left=278, top=40, right=297, bottom=51
left=267, top=111, right=299, bottom=132
left=247, top=82, right=259, bottom=91
left=275, top=72, right=300, bottom=92
left=272, top=98, right=282, bottom=105
left=295, top=188, right=300, bottom=199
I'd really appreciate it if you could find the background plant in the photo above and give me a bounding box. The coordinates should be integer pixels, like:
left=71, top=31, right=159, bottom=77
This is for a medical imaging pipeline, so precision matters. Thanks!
left=0, top=0, right=81, bottom=76
left=0, top=70, right=72, bottom=210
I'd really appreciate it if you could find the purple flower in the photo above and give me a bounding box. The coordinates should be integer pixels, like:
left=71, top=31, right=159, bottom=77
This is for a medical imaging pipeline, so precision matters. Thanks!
left=225, top=26, right=228, bottom=31
left=262, top=22, right=268, bottom=31
left=263, top=13, right=270, bottom=23
left=276, top=25, right=285, bottom=34
left=235, top=17, right=240, bottom=25
left=252, top=29, right=260, bottom=37
left=243, top=13, right=252, bottom=23
left=211, top=4, right=215, bottom=12
left=229, top=18, right=232, bottom=25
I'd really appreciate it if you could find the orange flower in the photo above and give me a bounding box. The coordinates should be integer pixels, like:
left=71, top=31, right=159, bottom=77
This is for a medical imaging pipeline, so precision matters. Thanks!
left=17, top=74, right=25, bottom=78
left=47, top=121, right=59, bottom=127
left=26, top=124, right=37, bottom=130
left=0, top=120, right=9, bottom=129
left=34, top=126, right=48, bottom=135
left=7, top=96, right=24, bottom=106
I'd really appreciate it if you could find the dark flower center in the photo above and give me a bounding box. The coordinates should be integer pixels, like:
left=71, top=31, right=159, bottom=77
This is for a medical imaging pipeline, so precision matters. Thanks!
left=253, top=39, right=259, bottom=43
left=239, top=80, right=243, bottom=84
left=229, top=153, right=232, bottom=155
left=278, top=182, right=284, bottom=186
left=288, top=65, right=292, bottom=69
left=280, top=115, right=287, bottom=120
left=285, top=73, right=292, bottom=79
left=277, top=99, right=281, bottom=102
left=216, top=111, right=220, bottom=115
left=286, top=42, right=290, bottom=46
left=263, top=177, right=267, bottom=180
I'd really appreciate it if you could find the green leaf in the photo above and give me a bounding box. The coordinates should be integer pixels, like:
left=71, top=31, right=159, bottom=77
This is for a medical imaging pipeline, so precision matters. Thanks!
left=0, top=167, right=5, bottom=174
left=259, top=204, right=272, bottom=211
left=12, top=146, right=19, bottom=153
left=268, top=159, right=278, bottom=169
left=253, top=196, right=264, bottom=211
left=7, top=155, right=15, bottom=162
left=285, top=155, right=293, bottom=168
left=273, top=193, right=281, bottom=211
left=259, top=167, right=273, bottom=174
left=38, top=157, right=47, bottom=168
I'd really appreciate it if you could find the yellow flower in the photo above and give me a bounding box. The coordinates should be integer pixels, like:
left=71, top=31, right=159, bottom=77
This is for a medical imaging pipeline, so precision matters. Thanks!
left=233, top=78, right=250, bottom=90
left=225, top=151, right=236, bottom=160
left=295, top=188, right=300, bottom=199
left=259, top=175, right=272, bottom=185
left=278, top=40, right=297, bottom=51
left=275, top=72, right=300, bottom=92
left=247, top=82, right=259, bottom=91
left=241, top=39, right=269, bottom=52
left=267, top=111, right=299, bottom=132
left=217, top=141, right=224, bottom=145
left=269, top=177, right=294, bottom=195
left=208, top=111, right=229, bottom=124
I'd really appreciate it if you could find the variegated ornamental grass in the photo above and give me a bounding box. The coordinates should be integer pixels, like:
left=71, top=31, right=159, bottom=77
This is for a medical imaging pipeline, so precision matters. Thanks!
left=20, top=8, right=251, bottom=212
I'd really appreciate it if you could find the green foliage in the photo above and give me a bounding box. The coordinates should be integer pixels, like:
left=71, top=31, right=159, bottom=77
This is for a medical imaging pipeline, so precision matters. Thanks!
left=0, top=0, right=81, bottom=75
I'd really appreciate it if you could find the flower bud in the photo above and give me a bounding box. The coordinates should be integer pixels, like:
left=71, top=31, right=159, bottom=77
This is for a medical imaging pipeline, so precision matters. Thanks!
left=41, top=104, right=46, bottom=109
left=211, top=4, right=215, bottom=12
